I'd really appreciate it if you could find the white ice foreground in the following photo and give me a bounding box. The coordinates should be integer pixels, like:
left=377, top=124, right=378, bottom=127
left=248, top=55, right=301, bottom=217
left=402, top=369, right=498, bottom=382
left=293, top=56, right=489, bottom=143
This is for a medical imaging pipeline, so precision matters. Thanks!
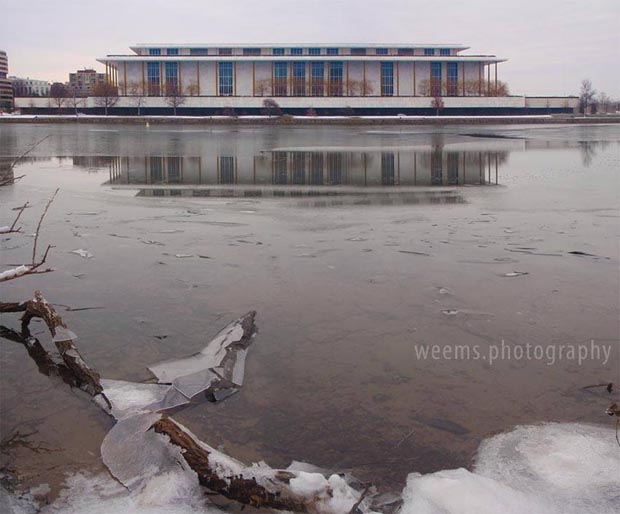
left=4, top=421, right=617, bottom=514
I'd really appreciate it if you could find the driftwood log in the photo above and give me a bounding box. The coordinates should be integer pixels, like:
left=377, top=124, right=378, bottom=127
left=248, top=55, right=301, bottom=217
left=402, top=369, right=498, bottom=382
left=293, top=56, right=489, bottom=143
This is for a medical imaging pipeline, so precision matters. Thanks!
left=152, top=417, right=309, bottom=512
left=0, top=291, right=108, bottom=404
left=1, top=296, right=361, bottom=513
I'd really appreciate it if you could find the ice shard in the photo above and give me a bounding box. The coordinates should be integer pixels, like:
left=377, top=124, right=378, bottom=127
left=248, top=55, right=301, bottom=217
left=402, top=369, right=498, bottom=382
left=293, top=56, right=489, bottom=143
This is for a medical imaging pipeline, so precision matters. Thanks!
left=101, top=412, right=185, bottom=491
left=148, top=311, right=256, bottom=402
left=100, top=379, right=188, bottom=419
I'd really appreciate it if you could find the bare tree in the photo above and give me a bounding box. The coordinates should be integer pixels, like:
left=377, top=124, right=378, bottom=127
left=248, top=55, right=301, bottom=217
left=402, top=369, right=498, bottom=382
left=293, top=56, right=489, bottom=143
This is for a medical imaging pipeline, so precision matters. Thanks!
left=164, top=84, right=186, bottom=115
left=185, top=82, right=200, bottom=97
left=93, top=82, right=119, bottom=115
left=127, top=81, right=146, bottom=115
left=346, top=78, right=374, bottom=96
left=68, top=88, right=83, bottom=116
left=261, top=98, right=282, bottom=117
left=49, top=82, right=67, bottom=113
left=579, top=79, right=596, bottom=114
left=597, top=92, right=611, bottom=114
left=255, top=79, right=271, bottom=96
left=431, top=96, right=445, bottom=116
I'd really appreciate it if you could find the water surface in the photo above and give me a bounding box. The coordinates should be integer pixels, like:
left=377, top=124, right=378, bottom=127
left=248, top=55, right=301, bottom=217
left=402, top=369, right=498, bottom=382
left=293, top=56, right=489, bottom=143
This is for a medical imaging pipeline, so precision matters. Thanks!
left=1, top=123, right=618, bottom=494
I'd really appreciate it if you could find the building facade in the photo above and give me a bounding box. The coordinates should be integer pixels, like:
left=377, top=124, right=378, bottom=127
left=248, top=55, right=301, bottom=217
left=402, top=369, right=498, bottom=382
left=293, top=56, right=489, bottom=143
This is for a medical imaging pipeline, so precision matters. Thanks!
left=98, top=43, right=506, bottom=100
left=0, top=50, right=14, bottom=111
left=69, top=68, right=106, bottom=97
left=9, top=76, right=51, bottom=97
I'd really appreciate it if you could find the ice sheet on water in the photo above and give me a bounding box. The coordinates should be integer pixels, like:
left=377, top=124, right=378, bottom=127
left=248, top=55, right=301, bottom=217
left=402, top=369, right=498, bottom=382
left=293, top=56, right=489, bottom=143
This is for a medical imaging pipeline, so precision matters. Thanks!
left=171, top=369, right=220, bottom=399
left=101, top=413, right=185, bottom=491
left=400, top=422, right=620, bottom=514
left=100, top=379, right=174, bottom=419
left=35, top=470, right=220, bottom=514
left=148, top=319, right=245, bottom=383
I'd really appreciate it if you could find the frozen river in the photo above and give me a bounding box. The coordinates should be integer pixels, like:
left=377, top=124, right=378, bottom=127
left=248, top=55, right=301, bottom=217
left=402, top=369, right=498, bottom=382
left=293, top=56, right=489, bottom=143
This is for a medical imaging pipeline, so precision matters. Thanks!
left=0, top=123, right=619, bottom=511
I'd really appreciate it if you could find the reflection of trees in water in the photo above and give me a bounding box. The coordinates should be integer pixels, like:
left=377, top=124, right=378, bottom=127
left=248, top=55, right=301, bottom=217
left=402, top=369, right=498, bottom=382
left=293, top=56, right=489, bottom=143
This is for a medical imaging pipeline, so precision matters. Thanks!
left=578, top=140, right=610, bottom=168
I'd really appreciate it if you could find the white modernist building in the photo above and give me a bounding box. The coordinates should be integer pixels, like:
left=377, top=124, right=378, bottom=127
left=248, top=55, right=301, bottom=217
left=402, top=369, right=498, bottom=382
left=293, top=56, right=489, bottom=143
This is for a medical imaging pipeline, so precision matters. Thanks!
left=14, top=44, right=579, bottom=114
left=95, top=43, right=514, bottom=113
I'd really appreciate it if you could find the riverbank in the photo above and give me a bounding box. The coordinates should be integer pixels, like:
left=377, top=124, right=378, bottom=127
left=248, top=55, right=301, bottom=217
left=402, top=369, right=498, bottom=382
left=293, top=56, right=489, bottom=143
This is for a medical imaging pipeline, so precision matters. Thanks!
left=1, top=113, right=619, bottom=125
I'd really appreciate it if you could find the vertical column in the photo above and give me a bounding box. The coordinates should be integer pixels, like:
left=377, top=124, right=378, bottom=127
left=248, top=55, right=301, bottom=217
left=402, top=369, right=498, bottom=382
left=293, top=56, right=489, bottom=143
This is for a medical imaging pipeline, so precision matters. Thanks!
left=160, top=62, right=163, bottom=95
left=461, top=62, right=465, bottom=96
left=494, top=63, right=498, bottom=94
left=487, top=64, right=491, bottom=96
left=179, top=62, right=182, bottom=93
left=123, top=62, right=127, bottom=95
left=196, top=62, right=200, bottom=95
left=413, top=61, right=416, bottom=96
left=233, top=62, right=237, bottom=96
left=396, top=61, right=400, bottom=96
left=252, top=62, right=255, bottom=96
left=345, top=61, right=349, bottom=96
left=363, top=61, right=366, bottom=96
left=478, top=62, right=482, bottom=96
left=142, top=62, right=145, bottom=95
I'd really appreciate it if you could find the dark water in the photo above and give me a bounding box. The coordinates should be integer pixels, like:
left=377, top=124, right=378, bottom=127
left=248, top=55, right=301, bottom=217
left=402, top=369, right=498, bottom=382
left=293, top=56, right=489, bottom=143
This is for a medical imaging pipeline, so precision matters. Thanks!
left=0, top=123, right=618, bottom=494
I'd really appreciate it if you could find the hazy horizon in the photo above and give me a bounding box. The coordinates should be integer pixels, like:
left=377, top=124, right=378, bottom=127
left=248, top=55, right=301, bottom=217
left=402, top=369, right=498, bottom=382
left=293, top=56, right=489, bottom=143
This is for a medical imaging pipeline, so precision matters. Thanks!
left=1, top=0, right=618, bottom=97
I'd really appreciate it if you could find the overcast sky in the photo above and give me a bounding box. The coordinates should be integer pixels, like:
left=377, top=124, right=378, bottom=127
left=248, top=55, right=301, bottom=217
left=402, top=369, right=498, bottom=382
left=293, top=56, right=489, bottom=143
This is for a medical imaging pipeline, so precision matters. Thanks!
left=1, top=0, right=618, bottom=97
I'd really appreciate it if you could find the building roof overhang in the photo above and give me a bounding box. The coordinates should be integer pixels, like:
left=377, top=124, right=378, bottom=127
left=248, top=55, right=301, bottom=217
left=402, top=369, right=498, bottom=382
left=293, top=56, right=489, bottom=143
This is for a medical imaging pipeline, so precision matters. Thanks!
left=98, top=55, right=507, bottom=65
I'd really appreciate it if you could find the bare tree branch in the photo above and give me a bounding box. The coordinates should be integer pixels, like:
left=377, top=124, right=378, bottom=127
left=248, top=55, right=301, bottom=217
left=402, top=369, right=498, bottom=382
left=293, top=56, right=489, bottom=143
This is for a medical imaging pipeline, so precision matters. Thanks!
left=0, top=202, right=29, bottom=234
left=32, top=189, right=58, bottom=265
left=8, top=135, right=51, bottom=174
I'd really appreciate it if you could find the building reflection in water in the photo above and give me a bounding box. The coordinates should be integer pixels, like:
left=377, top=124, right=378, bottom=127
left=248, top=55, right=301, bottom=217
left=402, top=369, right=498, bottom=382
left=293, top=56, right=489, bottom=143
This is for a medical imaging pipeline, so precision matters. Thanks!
left=108, top=146, right=508, bottom=195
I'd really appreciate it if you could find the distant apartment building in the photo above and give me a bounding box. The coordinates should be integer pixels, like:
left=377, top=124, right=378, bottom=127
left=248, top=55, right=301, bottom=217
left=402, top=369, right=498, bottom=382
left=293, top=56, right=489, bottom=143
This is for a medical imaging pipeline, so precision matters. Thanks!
left=10, top=76, right=51, bottom=97
left=69, top=68, right=106, bottom=97
left=0, top=50, right=14, bottom=110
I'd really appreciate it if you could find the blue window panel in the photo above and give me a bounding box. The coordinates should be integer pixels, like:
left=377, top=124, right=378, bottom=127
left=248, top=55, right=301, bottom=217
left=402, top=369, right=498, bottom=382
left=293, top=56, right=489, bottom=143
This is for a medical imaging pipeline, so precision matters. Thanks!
left=149, top=48, right=161, bottom=56
left=424, top=48, right=435, bottom=56
left=447, top=62, right=458, bottom=96
left=218, top=62, right=234, bottom=96
left=440, top=49, right=451, bottom=56
left=167, top=48, right=179, bottom=55
left=327, top=48, right=339, bottom=56
left=274, top=62, right=288, bottom=96
left=290, top=48, right=303, bottom=55
left=165, top=62, right=178, bottom=90
left=431, top=62, right=442, bottom=95
left=273, top=48, right=285, bottom=55
left=292, top=62, right=306, bottom=96
left=376, top=48, right=388, bottom=55
left=329, top=62, right=343, bottom=96
left=308, top=48, right=321, bottom=55
left=381, top=62, right=394, bottom=96
left=311, top=62, right=324, bottom=96
left=147, top=62, right=160, bottom=95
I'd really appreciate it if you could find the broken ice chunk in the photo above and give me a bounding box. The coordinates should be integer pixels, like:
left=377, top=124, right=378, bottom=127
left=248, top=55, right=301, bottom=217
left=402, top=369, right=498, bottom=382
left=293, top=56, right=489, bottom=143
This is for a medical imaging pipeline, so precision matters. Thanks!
left=171, top=369, right=220, bottom=399
left=206, top=387, right=239, bottom=403
left=70, top=249, right=93, bottom=259
left=52, top=327, right=77, bottom=343
left=148, top=312, right=255, bottom=383
left=156, top=386, right=191, bottom=411
left=101, top=379, right=172, bottom=420
left=503, top=271, right=529, bottom=277
left=101, top=412, right=184, bottom=490
left=231, top=349, right=247, bottom=386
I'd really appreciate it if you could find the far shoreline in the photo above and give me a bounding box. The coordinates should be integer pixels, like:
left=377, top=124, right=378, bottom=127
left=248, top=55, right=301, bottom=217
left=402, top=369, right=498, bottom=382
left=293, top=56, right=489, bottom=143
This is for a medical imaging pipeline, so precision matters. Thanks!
left=1, top=114, right=619, bottom=126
